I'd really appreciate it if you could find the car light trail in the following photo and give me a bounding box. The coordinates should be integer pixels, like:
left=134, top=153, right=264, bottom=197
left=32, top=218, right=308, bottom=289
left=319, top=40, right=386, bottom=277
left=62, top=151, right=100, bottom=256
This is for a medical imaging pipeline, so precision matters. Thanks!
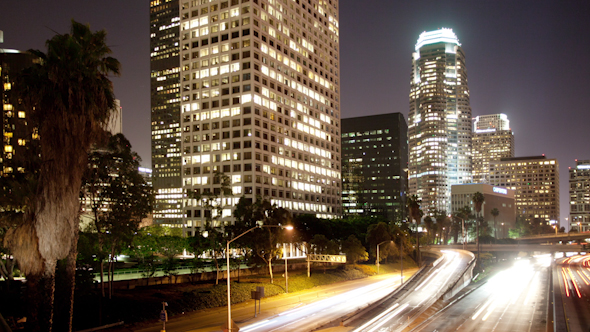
left=577, top=270, right=590, bottom=285
left=351, top=303, right=400, bottom=332
left=523, top=271, right=539, bottom=305
left=561, top=268, right=570, bottom=297
left=566, top=267, right=583, bottom=298
left=365, top=303, right=409, bottom=332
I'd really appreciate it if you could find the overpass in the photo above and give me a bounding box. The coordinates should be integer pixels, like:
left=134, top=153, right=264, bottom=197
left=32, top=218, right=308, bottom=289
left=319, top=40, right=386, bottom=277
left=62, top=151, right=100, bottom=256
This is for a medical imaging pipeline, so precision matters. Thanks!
left=430, top=243, right=586, bottom=252
left=514, top=231, right=590, bottom=243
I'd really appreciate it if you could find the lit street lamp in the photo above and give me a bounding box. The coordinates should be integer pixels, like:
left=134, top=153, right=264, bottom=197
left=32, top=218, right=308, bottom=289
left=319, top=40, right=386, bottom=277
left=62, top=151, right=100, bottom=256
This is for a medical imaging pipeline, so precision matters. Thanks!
left=226, top=224, right=293, bottom=331
left=376, top=240, right=392, bottom=274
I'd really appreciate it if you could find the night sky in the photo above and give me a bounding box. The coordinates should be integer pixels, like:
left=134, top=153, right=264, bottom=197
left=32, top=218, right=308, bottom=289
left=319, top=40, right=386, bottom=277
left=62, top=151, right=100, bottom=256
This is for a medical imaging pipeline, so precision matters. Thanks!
left=1, top=0, right=589, bottom=226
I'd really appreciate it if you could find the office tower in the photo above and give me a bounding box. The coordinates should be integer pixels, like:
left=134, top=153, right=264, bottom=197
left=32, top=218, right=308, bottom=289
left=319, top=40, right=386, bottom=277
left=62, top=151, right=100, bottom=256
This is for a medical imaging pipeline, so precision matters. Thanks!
left=106, top=99, right=122, bottom=135
left=408, top=28, right=472, bottom=214
left=341, top=113, right=408, bottom=221
left=569, top=159, right=590, bottom=232
left=150, top=0, right=184, bottom=226
left=489, top=156, right=559, bottom=224
left=451, top=184, right=515, bottom=238
left=472, top=113, right=514, bottom=184
left=0, top=46, right=38, bottom=177
left=179, top=0, right=342, bottom=235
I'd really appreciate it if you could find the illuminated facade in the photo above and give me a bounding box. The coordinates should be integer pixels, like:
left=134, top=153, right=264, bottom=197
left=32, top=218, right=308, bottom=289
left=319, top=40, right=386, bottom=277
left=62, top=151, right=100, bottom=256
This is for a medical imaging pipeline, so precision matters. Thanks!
left=472, top=114, right=514, bottom=184
left=341, top=113, right=408, bottom=221
left=489, top=156, right=559, bottom=224
left=451, top=183, right=515, bottom=238
left=150, top=0, right=184, bottom=226
left=569, top=159, right=590, bottom=232
left=179, top=0, right=342, bottom=235
left=409, top=28, right=472, bottom=214
left=0, top=48, right=38, bottom=177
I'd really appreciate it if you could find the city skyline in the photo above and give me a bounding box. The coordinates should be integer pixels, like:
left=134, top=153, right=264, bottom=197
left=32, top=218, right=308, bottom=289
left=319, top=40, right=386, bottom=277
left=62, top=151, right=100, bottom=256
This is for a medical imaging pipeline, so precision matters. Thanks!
left=1, top=0, right=589, bottom=226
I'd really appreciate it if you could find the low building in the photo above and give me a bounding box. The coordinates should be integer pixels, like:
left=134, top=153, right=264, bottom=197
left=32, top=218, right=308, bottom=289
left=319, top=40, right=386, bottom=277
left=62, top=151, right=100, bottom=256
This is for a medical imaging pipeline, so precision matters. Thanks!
left=489, top=156, right=559, bottom=225
left=451, top=183, right=516, bottom=238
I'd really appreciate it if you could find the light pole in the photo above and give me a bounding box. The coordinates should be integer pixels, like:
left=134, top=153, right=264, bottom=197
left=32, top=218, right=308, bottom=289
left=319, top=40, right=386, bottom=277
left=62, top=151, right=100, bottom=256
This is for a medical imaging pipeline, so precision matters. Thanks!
left=455, top=216, right=465, bottom=250
left=226, top=224, right=293, bottom=331
left=376, top=240, right=391, bottom=274
left=398, top=233, right=404, bottom=285
left=501, top=222, right=504, bottom=238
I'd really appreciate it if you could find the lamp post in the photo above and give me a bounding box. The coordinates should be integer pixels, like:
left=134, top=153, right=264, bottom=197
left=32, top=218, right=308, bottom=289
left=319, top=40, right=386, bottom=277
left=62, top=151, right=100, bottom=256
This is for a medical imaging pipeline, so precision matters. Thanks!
left=226, top=224, right=293, bottom=331
left=376, top=240, right=392, bottom=274
left=398, top=233, right=404, bottom=285
left=455, top=216, right=465, bottom=250
left=501, top=222, right=504, bottom=238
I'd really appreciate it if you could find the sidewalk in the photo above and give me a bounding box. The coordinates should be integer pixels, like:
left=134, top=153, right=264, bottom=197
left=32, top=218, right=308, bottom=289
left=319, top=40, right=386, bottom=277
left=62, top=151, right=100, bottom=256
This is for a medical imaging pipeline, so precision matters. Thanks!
left=115, top=269, right=417, bottom=332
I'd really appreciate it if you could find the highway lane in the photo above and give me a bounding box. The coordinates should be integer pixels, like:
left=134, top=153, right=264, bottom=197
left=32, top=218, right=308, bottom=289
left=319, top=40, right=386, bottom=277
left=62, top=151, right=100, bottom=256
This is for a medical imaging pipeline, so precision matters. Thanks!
left=410, top=255, right=551, bottom=332
left=346, top=250, right=474, bottom=332
left=556, top=254, right=590, bottom=332
left=238, top=273, right=406, bottom=332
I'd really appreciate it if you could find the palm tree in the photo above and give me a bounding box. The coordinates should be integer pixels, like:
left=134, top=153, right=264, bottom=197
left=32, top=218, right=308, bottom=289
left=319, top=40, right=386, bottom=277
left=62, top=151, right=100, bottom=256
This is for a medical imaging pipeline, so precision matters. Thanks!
left=7, top=20, right=120, bottom=332
left=491, top=208, right=500, bottom=238
left=406, top=195, right=423, bottom=266
left=472, top=192, right=485, bottom=266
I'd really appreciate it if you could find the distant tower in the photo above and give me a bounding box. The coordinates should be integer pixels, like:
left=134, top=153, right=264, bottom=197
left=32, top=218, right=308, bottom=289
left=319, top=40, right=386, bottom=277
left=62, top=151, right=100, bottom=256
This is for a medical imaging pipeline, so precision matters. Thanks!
left=408, top=28, right=472, bottom=214
left=150, top=0, right=184, bottom=227
left=569, top=160, right=590, bottom=232
left=472, top=114, right=514, bottom=183
left=106, top=99, right=122, bottom=134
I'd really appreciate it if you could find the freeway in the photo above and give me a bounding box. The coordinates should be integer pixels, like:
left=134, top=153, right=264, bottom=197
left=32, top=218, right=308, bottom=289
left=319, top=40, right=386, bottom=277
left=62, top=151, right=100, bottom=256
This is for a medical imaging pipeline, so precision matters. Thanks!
left=409, top=255, right=551, bottom=332
left=238, top=272, right=406, bottom=332
left=555, top=254, right=590, bottom=332
left=344, top=250, right=474, bottom=332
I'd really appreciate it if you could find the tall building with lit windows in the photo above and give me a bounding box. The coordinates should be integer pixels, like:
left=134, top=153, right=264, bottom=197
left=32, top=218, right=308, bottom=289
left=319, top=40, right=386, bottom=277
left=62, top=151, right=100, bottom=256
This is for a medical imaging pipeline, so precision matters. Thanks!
left=569, top=159, right=590, bottom=232
left=472, top=113, right=514, bottom=184
left=489, top=156, right=559, bottom=224
left=0, top=46, right=39, bottom=177
left=408, top=28, right=472, bottom=214
left=341, top=113, right=407, bottom=221
left=179, top=0, right=342, bottom=235
left=150, top=0, right=184, bottom=226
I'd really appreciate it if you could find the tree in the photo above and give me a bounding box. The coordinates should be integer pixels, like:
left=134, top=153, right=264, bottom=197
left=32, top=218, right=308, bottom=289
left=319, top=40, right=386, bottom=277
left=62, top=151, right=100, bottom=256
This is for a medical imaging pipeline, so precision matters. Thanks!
left=81, top=133, right=153, bottom=298
left=433, top=210, right=450, bottom=244
left=406, top=195, right=423, bottom=265
left=423, top=216, right=434, bottom=244
left=342, top=235, right=368, bottom=264
left=472, top=192, right=485, bottom=266
left=157, top=236, right=188, bottom=284
left=491, top=208, right=500, bottom=238
left=5, top=20, right=120, bottom=332
left=233, top=197, right=293, bottom=284
left=366, top=222, right=392, bottom=262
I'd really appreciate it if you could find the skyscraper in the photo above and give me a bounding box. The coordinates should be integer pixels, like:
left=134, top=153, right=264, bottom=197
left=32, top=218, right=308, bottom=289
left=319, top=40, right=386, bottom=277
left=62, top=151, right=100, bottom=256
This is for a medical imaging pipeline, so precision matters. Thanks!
left=341, top=113, right=408, bottom=221
left=179, top=0, right=342, bottom=235
left=472, top=113, right=514, bottom=184
left=408, top=28, right=472, bottom=214
left=489, top=156, right=559, bottom=224
left=150, top=0, right=184, bottom=226
left=569, top=159, right=590, bottom=232
left=0, top=46, right=39, bottom=177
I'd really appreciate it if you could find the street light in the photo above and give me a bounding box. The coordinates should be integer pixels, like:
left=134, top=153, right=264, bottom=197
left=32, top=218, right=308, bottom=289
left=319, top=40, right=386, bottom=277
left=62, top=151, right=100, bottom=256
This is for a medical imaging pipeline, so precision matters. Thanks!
left=376, top=240, right=392, bottom=275
left=454, top=216, right=466, bottom=250
left=226, top=224, right=293, bottom=331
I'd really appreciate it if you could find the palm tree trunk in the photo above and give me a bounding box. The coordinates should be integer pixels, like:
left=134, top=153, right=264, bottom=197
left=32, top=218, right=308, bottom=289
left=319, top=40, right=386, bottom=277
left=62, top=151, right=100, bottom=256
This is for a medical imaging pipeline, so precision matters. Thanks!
left=26, top=273, right=55, bottom=332
left=53, top=230, right=79, bottom=332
